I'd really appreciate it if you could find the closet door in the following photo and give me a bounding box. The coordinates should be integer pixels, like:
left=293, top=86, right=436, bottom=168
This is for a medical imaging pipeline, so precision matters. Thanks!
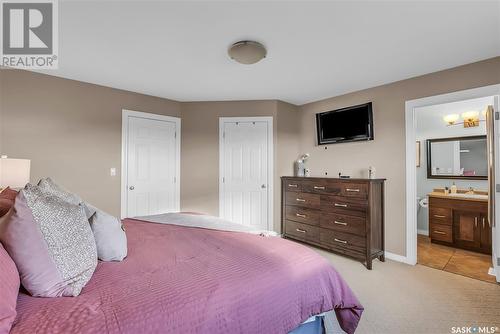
left=219, top=117, right=273, bottom=230
left=123, top=111, right=180, bottom=218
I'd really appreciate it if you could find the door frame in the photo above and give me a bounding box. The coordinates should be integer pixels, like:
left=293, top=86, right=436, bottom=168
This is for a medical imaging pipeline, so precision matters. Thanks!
left=218, top=117, right=274, bottom=230
left=405, top=84, right=500, bottom=270
left=121, top=109, right=181, bottom=219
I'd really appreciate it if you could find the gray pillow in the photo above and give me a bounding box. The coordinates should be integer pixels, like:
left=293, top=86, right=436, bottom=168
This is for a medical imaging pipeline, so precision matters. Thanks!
left=37, top=178, right=96, bottom=219
left=87, top=204, right=127, bottom=262
left=4, top=184, right=98, bottom=297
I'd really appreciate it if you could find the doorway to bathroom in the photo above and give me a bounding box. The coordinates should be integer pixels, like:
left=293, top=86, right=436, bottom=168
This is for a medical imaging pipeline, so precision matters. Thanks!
left=405, top=85, right=500, bottom=283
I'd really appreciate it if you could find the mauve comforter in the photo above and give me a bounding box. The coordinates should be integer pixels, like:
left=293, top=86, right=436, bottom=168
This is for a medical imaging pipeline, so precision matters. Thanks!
left=11, top=219, right=363, bottom=334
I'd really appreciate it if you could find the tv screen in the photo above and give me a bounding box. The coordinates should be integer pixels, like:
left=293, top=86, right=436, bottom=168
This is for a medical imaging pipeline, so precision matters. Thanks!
left=316, top=102, right=373, bottom=145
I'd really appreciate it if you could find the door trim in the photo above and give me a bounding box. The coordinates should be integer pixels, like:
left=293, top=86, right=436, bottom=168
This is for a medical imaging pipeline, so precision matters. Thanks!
left=405, top=84, right=500, bottom=268
left=218, top=117, right=274, bottom=230
left=121, top=109, right=181, bottom=219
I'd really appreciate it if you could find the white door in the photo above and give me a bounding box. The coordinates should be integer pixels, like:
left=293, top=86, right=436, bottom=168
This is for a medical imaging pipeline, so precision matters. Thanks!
left=219, top=117, right=273, bottom=230
left=122, top=111, right=180, bottom=218
left=488, top=98, right=500, bottom=283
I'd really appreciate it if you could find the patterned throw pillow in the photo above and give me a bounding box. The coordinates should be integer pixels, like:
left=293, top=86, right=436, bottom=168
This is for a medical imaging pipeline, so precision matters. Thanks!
left=0, top=184, right=97, bottom=297
left=37, top=178, right=96, bottom=219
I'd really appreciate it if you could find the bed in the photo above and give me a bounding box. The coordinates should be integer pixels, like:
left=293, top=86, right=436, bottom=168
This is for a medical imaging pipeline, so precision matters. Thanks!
left=10, top=215, right=363, bottom=334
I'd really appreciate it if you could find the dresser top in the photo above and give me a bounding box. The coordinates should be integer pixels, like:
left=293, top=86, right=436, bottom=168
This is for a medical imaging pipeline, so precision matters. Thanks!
left=281, top=176, right=386, bottom=182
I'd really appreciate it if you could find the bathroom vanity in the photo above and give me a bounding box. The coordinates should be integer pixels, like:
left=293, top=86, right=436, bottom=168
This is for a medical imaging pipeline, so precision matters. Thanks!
left=428, top=191, right=491, bottom=254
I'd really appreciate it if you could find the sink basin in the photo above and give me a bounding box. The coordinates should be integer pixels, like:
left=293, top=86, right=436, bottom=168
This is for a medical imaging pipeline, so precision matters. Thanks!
left=447, top=193, right=488, bottom=200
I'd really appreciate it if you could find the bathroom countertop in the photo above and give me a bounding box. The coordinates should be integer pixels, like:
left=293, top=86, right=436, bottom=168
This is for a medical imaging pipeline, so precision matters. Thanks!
left=427, top=192, right=488, bottom=202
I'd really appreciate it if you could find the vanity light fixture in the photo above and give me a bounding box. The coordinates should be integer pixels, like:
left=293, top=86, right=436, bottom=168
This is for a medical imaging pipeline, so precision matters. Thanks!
left=461, top=110, right=480, bottom=128
left=443, top=114, right=460, bottom=126
left=443, top=110, right=481, bottom=128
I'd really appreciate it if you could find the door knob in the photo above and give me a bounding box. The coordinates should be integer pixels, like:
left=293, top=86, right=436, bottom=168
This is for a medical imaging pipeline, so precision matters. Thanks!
left=129, top=186, right=135, bottom=190
left=261, top=184, right=266, bottom=189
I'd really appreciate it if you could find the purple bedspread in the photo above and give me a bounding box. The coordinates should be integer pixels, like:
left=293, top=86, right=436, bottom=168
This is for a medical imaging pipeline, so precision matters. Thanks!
left=12, top=219, right=363, bottom=334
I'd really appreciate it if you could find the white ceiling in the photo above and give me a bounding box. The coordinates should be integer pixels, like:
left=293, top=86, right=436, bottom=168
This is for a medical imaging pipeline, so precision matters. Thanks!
left=41, top=1, right=500, bottom=105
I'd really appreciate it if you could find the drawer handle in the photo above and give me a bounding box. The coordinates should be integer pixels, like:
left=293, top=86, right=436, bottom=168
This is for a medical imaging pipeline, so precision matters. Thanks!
left=346, top=188, right=360, bottom=192
left=334, top=203, right=348, bottom=208
left=288, top=184, right=298, bottom=188
left=313, top=186, right=325, bottom=190
left=334, top=221, right=347, bottom=226
left=296, top=213, right=307, bottom=218
left=474, top=216, right=478, bottom=228
left=433, top=230, right=446, bottom=235
left=296, top=198, right=306, bottom=202
left=334, top=238, right=348, bottom=244
left=433, top=214, right=446, bottom=218
left=295, top=228, right=306, bottom=233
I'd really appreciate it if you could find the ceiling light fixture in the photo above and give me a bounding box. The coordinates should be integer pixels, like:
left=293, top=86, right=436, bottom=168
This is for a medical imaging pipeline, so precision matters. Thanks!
left=228, top=41, right=267, bottom=65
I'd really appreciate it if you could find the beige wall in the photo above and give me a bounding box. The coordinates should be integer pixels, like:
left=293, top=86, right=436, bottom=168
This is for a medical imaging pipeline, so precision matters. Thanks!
left=180, top=100, right=300, bottom=231
left=275, top=101, right=301, bottom=229
left=0, top=70, right=181, bottom=216
left=298, top=57, right=500, bottom=256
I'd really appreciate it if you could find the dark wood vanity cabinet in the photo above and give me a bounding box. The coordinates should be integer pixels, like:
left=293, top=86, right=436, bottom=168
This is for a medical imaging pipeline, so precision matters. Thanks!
left=281, top=177, right=386, bottom=269
left=429, top=197, right=491, bottom=254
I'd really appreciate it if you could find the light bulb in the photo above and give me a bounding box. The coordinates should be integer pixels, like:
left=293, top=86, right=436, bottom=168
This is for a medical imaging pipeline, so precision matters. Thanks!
left=443, top=114, right=459, bottom=125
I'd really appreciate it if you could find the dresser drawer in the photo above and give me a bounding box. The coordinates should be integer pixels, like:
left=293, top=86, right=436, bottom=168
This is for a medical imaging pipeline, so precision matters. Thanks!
left=320, top=229, right=366, bottom=254
left=320, top=195, right=367, bottom=217
left=284, top=181, right=302, bottom=192
left=285, top=206, right=320, bottom=226
left=429, top=207, right=452, bottom=226
left=284, top=221, right=320, bottom=242
left=285, top=192, right=320, bottom=209
left=430, top=223, right=452, bottom=243
left=320, top=212, right=365, bottom=236
left=340, top=182, right=368, bottom=199
left=302, top=181, right=341, bottom=195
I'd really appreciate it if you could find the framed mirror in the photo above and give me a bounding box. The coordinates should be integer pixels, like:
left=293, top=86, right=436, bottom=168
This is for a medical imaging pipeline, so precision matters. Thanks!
left=427, top=135, right=487, bottom=180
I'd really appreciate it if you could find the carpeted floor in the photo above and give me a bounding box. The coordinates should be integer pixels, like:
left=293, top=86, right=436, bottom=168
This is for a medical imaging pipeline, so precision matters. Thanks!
left=311, top=247, right=500, bottom=334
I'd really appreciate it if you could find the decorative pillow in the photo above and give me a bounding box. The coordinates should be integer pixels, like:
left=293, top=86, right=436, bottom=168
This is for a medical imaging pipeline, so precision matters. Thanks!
left=0, top=187, right=18, bottom=201
left=0, top=199, right=13, bottom=218
left=0, top=242, right=19, bottom=334
left=0, top=184, right=97, bottom=297
left=37, top=178, right=96, bottom=219
left=87, top=204, right=127, bottom=261
left=0, top=187, right=18, bottom=217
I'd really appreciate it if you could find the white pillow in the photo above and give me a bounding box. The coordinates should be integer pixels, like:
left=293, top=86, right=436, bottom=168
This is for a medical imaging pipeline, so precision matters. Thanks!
left=88, top=205, right=127, bottom=262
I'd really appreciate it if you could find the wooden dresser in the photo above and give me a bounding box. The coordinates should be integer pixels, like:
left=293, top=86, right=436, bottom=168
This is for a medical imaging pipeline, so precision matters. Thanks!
left=281, top=176, right=385, bottom=269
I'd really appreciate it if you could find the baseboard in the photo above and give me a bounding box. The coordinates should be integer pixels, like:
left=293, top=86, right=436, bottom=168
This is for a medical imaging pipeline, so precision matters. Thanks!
left=417, top=229, right=429, bottom=236
left=384, top=251, right=411, bottom=264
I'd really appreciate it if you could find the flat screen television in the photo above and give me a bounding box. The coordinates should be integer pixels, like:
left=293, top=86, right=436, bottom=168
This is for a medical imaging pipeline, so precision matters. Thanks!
left=316, top=102, right=374, bottom=145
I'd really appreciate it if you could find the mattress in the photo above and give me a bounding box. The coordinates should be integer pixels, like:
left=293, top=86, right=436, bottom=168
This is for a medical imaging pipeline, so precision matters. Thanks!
left=12, top=218, right=363, bottom=334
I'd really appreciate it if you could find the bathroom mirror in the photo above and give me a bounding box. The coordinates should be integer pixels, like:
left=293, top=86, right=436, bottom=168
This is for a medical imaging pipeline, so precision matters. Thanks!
left=427, top=135, right=487, bottom=180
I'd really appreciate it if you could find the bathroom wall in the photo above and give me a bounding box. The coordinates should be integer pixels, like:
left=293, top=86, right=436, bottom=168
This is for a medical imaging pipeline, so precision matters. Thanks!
left=415, top=97, right=492, bottom=234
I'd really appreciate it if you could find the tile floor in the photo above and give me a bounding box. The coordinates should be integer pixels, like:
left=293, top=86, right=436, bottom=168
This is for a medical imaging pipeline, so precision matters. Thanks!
left=417, top=234, right=496, bottom=283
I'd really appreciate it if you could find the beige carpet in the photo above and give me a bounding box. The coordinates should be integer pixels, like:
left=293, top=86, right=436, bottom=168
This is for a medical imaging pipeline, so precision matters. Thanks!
left=311, top=247, right=500, bottom=334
